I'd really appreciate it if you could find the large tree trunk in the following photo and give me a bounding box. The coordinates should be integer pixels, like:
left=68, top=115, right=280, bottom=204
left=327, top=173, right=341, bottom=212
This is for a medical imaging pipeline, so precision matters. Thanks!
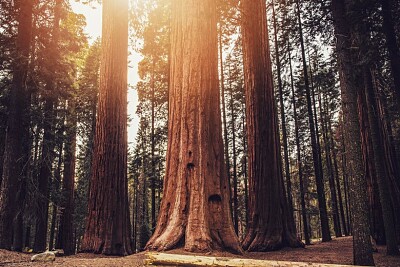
left=57, top=100, right=77, bottom=255
left=240, top=0, right=303, bottom=251
left=331, top=0, right=375, bottom=264
left=0, top=0, right=33, bottom=250
left=145, top=0, right=242, bottom=254
left=80, top=0, right=132, bottom=256
left=364, top=69, right=399, bottom=255
left=357, top=83, right=384, bottom=244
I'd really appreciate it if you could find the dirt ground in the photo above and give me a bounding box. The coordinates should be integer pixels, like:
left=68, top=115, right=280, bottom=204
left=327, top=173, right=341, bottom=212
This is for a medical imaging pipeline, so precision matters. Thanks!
left=0, top=237, right=399, bottom=266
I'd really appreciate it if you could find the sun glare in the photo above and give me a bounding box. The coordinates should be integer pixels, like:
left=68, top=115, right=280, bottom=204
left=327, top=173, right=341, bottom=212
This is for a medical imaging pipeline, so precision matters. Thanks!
left=70, top=0, right=140, bottom=145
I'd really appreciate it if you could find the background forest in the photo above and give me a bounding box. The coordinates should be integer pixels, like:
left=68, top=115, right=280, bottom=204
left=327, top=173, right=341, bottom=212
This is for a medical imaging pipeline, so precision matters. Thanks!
left=0, top=0, right=399, bottom=266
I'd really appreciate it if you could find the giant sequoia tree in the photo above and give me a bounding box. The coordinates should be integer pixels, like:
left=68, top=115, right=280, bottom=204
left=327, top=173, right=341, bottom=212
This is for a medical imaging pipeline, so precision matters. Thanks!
left=240, top=0, right=303, bottom=251
left=145, top=0, right=242, bottom=253
left=80, top=0, right=132, bottom=256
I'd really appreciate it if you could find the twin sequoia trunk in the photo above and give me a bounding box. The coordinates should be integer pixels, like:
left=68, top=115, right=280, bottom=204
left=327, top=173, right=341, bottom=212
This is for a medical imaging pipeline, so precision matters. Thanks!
left=145, top=0, right=242, bottom=253
left=241, top=0, right=303, bottom=251
left=80, top=0, right=132, bottom=256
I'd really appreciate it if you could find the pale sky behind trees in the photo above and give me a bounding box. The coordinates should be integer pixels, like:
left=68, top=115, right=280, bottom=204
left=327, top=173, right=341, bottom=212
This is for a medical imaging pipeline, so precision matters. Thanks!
left=70, top=0, right=141, bottom=146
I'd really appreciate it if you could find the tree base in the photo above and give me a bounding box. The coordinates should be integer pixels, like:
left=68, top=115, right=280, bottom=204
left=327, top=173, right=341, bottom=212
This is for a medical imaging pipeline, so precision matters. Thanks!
left=242, top=228, right=304, bottom=252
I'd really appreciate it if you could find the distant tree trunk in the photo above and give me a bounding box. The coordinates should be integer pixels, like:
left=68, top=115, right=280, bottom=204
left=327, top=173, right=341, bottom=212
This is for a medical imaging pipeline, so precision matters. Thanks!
left=0, top=121, right=5, bottom=188
left=228, top=70, right=239, bottom=235
left=132, top=175, right=138, bottom=252
left=34, top=0, right=63, bottom=252
left=57, top=101, right=77, bottom=255
left=241, top=102, right=249, bottom=227
left=13, top=110, right=31, bottom=252
left=289, top=43, right=310, bottom=245
left=80, top=0, right=132, bottom=256
left=339, top=117, right=352, bottom=234
left=34, top=100, right=56, bottom=252
left=364, top=69, right=399, bottom=255
left=380, top=0, right=400, bottom=98
left=139, top=171, right=149, bottom=250
left=49, top=144, right=63, bottom=251
left=272, top=1, right=293, bottom=214
left=241, top=0, right=303, bottom=251
left=145, top=0, right=242, bottom=253
left=319, top=90, right=342, bottom=237
left=295, top=0, right=331, bottom=242
left=0, top=0, right=33, bottom=250
left=151, top=58, right=156, bottom=232
left=331, top=0, right=375, bottom=264
left=328, top=116, right=348, bottom=236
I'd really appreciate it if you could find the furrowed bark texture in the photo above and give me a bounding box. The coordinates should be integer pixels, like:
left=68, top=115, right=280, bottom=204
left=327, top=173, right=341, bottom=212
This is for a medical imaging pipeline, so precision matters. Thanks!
left=331, top=0, right=375, bottom=264
left=241, top=0, right=303, bottom=252
left=145, top=0, right=242, bottom=254
left=80, top=0, right=132, bottom=256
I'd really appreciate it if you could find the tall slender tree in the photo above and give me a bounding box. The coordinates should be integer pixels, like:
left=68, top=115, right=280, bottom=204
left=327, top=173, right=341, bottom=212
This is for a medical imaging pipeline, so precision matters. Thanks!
left=272, top=0, right=293, bottom=214
left=145, top=0, right=242, bottom=253
left=295, top=0, right=331, bottom=242
left=34, top=0, right=63, bottom=252
left=80, top=0, right=132, bottom=255
left=0, top=0, right=33, bottom=250
left=57, top=99, right=77, bottom=255
left=240, top=0, right=303, bottom=251
left=289, top=42, right=310, bottom=245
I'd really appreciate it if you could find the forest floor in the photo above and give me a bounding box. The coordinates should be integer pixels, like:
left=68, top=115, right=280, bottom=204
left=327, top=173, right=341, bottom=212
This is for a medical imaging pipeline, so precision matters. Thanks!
left=0, top=237, right=399, bottom=266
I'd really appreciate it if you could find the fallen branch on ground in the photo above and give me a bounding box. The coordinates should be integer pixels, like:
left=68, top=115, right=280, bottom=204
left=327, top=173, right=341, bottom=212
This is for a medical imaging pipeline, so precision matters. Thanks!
left=145, top=252, right=372, bottom=267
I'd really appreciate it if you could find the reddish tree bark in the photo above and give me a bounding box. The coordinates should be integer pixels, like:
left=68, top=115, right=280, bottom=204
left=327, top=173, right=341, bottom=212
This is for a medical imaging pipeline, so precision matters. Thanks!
left=364, top=69, right=399, bottom=255
left=0, top=0, right=33, bottom=250
left=145, top=0, right=242, bottom=253
left=240, top=0, right=303, bottom=251
left=80, top=0, right=132, bottom=256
